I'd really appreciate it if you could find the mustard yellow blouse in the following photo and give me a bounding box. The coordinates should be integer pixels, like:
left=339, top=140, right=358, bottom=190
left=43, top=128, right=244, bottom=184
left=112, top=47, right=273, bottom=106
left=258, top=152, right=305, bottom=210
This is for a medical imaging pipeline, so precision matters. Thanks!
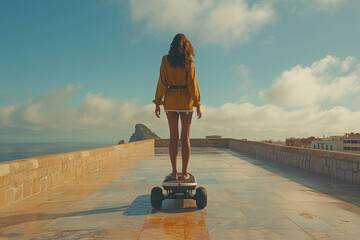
left=153, top=55, right=201, bottom=111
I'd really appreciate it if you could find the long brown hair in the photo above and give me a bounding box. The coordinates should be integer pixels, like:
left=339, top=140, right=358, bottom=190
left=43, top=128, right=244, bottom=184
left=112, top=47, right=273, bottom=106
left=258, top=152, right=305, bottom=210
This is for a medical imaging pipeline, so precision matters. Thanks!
left=167, top=33, right=195, bottom=68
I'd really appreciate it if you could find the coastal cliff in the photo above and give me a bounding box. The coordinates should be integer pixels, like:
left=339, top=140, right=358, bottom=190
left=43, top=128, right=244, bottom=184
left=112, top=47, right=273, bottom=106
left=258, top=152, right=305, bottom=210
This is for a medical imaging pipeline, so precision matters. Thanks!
left=129, top=123, right=160, bottom=142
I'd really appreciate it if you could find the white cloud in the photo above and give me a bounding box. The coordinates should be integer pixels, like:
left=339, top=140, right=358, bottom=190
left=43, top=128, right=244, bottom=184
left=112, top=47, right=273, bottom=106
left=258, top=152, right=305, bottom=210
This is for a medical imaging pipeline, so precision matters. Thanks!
left=240, top=95, right=249, bottom=102
left=341, top=56, right=356, bottom=72
left=233, top=64, right=253, bottom=90
left=235, top=64, right=251, bottom=78
left=313, top=0, right=347, bottom=12
left=291, top=0, right=348, bottom=14
left=193, top=102, right=360, bottom=140
left=1, top=84, right=360, bottom=141
left=259, top=55, right=360, bottom=107
left=0, top=84, right=157, bottom=132
left=129, top=0, right=276, bottom=47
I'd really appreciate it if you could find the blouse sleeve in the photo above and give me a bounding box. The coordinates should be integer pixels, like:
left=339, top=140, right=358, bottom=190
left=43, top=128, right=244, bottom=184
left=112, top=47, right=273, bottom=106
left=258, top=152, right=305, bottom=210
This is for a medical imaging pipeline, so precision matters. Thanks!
left=152, top=57, right=168, bottom=105
left=187, top=62, right=201, bottom=107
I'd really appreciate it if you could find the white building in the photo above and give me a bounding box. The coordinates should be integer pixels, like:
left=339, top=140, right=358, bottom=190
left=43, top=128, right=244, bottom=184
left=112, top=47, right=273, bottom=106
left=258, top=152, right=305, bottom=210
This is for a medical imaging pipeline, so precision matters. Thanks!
left=311, top=133, right=360, bottom=153
left=342, top=133, right=360, bottom=152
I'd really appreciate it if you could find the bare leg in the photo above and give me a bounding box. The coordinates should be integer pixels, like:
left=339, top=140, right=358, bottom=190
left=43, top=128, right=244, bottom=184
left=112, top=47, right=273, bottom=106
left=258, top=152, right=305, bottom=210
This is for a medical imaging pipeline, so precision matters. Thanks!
left=166, top=111, right=179, bottom=179
left=180, top=112, right=193, bottom=179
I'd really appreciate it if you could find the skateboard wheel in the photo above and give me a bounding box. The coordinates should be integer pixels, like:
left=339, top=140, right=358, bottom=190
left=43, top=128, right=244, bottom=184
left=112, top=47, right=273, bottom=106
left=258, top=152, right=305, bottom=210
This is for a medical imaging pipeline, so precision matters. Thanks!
left=151, top=187, right=163, bottom=208
left=195, top=187, right=207, bottom=209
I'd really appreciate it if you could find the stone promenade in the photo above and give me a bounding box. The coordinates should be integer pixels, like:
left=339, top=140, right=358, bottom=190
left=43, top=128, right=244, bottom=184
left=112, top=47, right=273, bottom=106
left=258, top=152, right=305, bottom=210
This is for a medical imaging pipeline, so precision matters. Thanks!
left=0, top=147, right=359, bottom=239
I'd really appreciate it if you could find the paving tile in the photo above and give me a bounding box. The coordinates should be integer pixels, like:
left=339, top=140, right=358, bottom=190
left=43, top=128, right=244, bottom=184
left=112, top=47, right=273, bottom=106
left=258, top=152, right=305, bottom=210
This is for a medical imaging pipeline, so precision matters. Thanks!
left=205, top=218, right=301, bottom=230
left=203, top=202, right=247, bottom=219
left=102, top=229, right=141, bottom=240
left=207, top=228, right=243, bottom=240
left=232, top=229, right=316, bottom=240
left=307, top=231, right=355, bottom=240
left=241, top=207, right=285, bottom=219
left=139, top=228, right=186, bottom=240
left=275, top=190, right=342, bottom=203
left=230, top=192, right=291, bottom=204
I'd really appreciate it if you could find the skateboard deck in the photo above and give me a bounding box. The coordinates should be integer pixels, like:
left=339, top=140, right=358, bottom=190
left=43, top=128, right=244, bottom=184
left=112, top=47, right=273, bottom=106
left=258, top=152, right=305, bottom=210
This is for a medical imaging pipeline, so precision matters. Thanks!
left=162, top=173, right=197, bottom=191
left=151, top=173, right=207, bottom=209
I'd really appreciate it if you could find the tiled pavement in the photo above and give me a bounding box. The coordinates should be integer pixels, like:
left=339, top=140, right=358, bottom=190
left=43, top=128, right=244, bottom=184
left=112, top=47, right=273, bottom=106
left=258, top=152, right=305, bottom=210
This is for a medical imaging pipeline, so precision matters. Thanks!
left=0, top=147, right=359, bottom=239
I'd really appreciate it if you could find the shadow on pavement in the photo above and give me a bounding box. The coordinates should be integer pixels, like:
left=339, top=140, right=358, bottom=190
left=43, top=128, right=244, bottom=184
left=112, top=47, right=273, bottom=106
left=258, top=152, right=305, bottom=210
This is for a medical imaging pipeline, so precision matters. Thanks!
left=0, top=194, right=200, bottom=230
left=0, top=206, right=129, bottom=229
left=123, top=194, right=199, bottom=216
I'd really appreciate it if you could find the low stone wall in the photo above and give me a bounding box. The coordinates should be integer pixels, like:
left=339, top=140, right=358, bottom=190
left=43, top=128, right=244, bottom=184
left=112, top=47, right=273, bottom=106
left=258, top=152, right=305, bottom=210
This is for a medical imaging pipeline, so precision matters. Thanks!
left=228, top=138, right=360, bottom=185
left=155, top=138, right=229, bottom=148
left=2, top=137, right=359, bottom=209
left=155, top=137, right=360, bottom=184
left=0, top=140, right=154, bottom=209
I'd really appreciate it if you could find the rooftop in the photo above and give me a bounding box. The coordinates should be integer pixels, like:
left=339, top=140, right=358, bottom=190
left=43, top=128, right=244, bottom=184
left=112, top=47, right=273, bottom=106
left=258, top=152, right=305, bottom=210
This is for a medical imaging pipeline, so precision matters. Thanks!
left=0, top=147, right=359, bottom=239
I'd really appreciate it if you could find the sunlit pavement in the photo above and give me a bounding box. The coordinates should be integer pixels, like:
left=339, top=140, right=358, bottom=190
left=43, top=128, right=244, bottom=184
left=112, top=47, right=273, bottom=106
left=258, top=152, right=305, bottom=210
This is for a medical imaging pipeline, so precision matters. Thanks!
left=0, top=147, right=359, bottom=240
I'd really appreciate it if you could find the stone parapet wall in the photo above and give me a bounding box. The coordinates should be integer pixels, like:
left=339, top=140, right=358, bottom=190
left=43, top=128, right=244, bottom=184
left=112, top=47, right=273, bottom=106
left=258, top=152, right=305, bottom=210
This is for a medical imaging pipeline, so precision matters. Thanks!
left=2, top=137, right=359, bottom=209
left=228, top=138, right=360, bottom=185
left=0, top=139, right=154, bottom=209
left=155, top=137, right=360, bottom=184
left=155, top=138, right=229, bottom=148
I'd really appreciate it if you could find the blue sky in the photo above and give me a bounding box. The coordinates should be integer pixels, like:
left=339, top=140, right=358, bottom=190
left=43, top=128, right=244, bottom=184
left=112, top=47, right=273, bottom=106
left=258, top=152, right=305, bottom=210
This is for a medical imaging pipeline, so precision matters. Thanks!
left=1, top=0, right=360, bottom=143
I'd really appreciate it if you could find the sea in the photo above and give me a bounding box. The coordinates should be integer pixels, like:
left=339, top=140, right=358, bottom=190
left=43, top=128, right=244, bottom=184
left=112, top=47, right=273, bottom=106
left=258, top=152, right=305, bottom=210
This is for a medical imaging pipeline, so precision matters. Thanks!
left=0, top=142, right=115, bottom=163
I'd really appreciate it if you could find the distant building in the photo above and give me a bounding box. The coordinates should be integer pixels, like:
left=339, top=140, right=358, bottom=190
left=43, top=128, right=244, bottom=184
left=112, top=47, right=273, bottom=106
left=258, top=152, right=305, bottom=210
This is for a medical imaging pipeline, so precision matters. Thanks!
left=206, top=135, right=222, bottom=139
left=261, top=140, right=285, bottom=145
left=272, top=140, right=286, bottom=146
left=342, top=133, right=360, bottom=152
left=311, top=133, right=360, bottom=153
left=311, top=136, right=342, bottom=151
left=286, top=138, right=297, bottom=147
left=286, top=137, right=321, bottom=148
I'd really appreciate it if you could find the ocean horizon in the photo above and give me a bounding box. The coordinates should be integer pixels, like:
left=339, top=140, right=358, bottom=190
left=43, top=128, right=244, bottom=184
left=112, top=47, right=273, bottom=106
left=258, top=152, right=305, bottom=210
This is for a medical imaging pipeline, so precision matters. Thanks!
left=0, top=142, right=115, bottom=163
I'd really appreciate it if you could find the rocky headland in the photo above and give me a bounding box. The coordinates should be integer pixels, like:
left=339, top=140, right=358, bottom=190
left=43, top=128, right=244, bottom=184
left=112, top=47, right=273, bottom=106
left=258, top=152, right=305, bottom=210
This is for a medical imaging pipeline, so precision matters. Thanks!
left=129, top=123, right=160, bottom=142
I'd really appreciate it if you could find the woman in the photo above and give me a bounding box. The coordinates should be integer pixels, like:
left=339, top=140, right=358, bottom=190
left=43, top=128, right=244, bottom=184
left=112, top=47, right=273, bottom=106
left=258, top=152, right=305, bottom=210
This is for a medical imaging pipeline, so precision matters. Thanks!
left=153, top=33, right=202, bottom=180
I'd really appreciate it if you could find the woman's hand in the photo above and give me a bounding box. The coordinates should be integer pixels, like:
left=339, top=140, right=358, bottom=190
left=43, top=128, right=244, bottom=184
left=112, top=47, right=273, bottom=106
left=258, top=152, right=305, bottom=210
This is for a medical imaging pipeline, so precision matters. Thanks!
left=155, top=104, right=161, bottom=118
left=196, top=106, right=202, bottom=119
